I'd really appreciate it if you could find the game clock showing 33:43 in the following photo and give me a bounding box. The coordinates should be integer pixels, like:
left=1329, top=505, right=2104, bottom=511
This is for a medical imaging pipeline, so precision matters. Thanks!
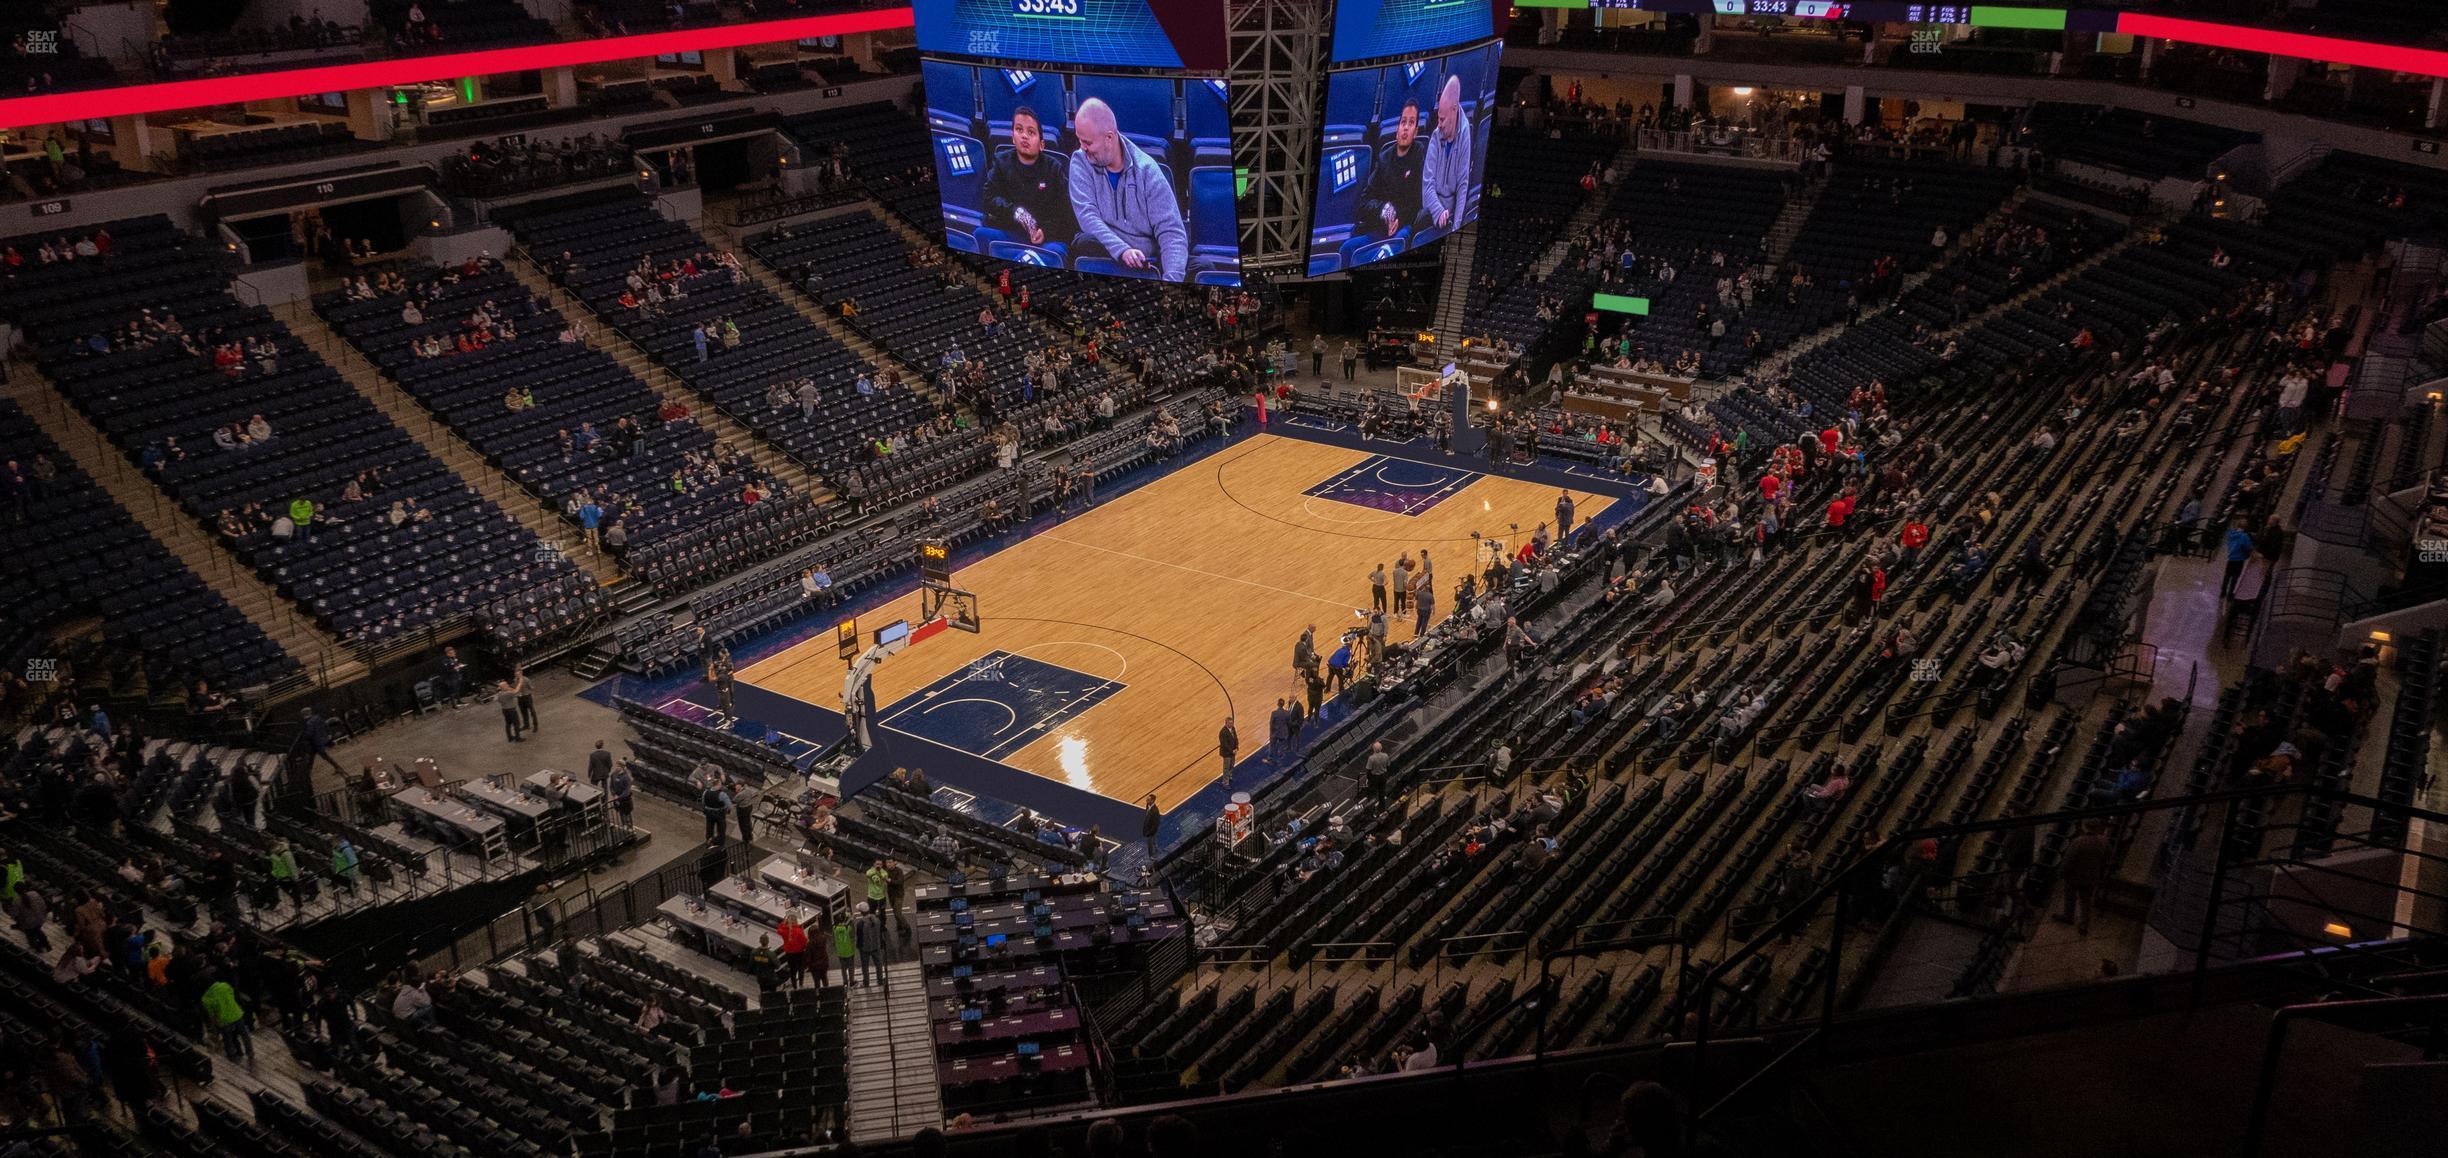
left=919, top=540, right=953, bottom=585
left=1011, top=0, right=1082, bottom=16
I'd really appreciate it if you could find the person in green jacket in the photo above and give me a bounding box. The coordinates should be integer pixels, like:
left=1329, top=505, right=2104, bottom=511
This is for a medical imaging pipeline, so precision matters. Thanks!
left=267, top=840, right=298, bottom=910
left=830, top=915, right=855, bottom=987
left=2, top=852, right=22, bottom=905
left=201, top=976, right=252, bottom=1060
left=289, top=497, right=314, bottom=539
left=864, top=861, right=889, bottom=920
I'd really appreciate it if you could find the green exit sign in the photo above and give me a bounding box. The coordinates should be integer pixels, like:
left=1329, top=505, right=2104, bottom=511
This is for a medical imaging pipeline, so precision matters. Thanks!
left=1593, top=293, right=1650, bottom=316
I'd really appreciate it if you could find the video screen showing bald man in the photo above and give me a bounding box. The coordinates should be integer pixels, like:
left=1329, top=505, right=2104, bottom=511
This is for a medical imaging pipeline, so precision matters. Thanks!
left=1306, top=39, right=1500, bottom=277
left=924, top=61, right=1222, bottom=284
left=1066, top=96, right=1190, bottom=281
left=1417, top=73, right=1476, bottom=241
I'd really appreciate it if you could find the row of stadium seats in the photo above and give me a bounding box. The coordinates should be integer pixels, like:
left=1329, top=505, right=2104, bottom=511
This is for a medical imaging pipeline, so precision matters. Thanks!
left=2026, top=104, right=2256, bottom=183
left=0, top=401, right=298, bottom=693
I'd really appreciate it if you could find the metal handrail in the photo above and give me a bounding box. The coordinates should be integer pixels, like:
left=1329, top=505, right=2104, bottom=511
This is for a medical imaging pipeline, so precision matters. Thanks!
left=2243, top=993, right=2448, bottom=1157
left=1683, top=781, right=2448, bottom=1118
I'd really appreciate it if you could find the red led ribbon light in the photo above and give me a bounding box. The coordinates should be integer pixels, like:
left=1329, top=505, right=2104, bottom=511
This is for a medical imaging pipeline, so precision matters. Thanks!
left=2119, top=13, right=2448, bottom=80
left=0, top=8, right=916, bottom=129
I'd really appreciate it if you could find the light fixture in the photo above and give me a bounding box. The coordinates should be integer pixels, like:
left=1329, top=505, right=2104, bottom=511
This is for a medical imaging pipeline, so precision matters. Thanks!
left=1733, top=87, right=1753, bottom=96
left=2428, top=390, right=2443, bottom=404
left=2322, top=921, right=2353, bottom=940
left=2370, top=630, right=2393, bottom=642
left=1485, top=398, right=1500, bottom=412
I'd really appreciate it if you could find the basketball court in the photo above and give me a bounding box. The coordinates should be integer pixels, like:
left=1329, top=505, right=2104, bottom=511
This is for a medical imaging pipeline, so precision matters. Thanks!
left=740, top=432, right=1616, bottom=812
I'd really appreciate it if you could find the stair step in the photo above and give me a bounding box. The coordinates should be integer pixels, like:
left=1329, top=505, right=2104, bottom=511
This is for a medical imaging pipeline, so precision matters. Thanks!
left=502, top=250, right=826, bottom=500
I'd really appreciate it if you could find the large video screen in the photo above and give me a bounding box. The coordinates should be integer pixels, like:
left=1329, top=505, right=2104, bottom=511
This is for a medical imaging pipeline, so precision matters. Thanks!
left=923, top=60, right=1240, bottom=285
left=910, top=0, right=1228, bottom=71
left=1330, top=0, right=1502, bottom=64
left=1305, top=40, right=1500, bottom=277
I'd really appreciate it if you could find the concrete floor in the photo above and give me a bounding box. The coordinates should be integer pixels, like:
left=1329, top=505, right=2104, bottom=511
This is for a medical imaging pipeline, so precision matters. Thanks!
left=316, top=667, right=704, bottom=895
left=310, top=668, right=924, bottom=969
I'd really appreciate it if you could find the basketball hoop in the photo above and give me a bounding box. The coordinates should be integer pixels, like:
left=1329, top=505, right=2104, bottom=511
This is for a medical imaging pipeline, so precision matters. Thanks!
left=920, top=581, right=980, bottom=634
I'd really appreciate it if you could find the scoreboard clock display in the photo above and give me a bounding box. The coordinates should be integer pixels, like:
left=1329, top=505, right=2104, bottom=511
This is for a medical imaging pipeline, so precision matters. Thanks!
left=919, top=540, right=953, bottom=585
left=912, top=0, right=1205, bottom=69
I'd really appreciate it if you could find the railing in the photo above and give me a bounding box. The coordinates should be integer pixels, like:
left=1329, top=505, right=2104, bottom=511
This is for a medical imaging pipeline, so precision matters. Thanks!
left=410, top=838, right=750, bottom=976
left=723, top=185, right=862, bottom=228
left=2261, top=565, right=2367, bottom=631
left=1079, top=933, right=1192, bottom=1036
left=2242, top=992, right=2448, bottom=1157
left=1634, top=128, right=1804, bottom=166
left=1676, top=782, right=2448, bottom=1125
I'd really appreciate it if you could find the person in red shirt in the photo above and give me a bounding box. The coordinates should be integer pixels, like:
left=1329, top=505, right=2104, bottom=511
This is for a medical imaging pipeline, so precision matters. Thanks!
left=1826, top=494, right=1852, bottom=531
left=777, top=916, right=810, bottom=988
left=1858, top=563, right=1886, bottom=621
left=1820, top=426, right=1843, bottom=456
left=1760, top=472, right=1782, bottom=505
left=1899, top=518, right=1930, bottom=568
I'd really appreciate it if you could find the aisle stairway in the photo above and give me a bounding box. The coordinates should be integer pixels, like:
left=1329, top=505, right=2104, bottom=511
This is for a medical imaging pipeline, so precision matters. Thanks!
left=851, top=200, right=1114, bottom=395
left=701, top=212, right=928, bottom=392
left=496, top=250, right=827, bottom=500
left=1531, top=138, right=1640, bottom=281
left=844, top=959, right=944, bottom=1143
left=275, top=301, right=622, bottom=587
left=1429, top=222, right=1480, bottom=347
left=1762, top=175, right=1827, bottom=268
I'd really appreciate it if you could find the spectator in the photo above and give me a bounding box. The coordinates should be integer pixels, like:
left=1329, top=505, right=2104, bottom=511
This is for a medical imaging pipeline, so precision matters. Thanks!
left=201, top=974, right=253, bottom=1059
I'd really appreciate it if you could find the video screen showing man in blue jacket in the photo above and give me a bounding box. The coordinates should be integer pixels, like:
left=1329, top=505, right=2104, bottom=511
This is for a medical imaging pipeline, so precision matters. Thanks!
left=1066, top=97, right=1190, bottom=282
left=1418, top=74, right=1475, bottom=243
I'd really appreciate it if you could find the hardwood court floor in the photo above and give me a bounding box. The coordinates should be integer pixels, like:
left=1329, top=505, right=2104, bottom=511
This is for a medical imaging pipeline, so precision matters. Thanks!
left=741, top=434, right=1612, bottom=811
